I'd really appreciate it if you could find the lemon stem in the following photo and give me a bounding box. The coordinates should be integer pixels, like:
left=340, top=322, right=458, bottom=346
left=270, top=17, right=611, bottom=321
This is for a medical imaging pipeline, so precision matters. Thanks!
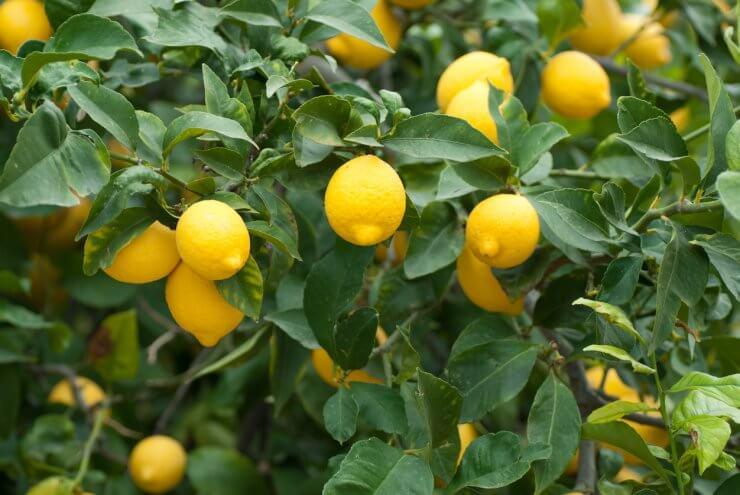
left=73, top=406, right=106, bottom=487
left=650, top=354, right=684, bottom=495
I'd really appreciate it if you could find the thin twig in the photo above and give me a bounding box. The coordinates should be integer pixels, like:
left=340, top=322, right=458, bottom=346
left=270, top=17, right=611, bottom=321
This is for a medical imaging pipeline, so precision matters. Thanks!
left=147, top=328, right=180, bottom=364
left=596, top=57, right=708, bottom=101
left=73, top=408, right=106, bottom=486
left=549, top=169, right=613, bottom=180
left=682, top=105, right=740, bottom=142
left=632, top=199, right=723, bottom=232
left=154, top=349, right=211, bottom=434
left=574, top=440, right=598, bottom=494
left=139, top=298, right=188, bottom=362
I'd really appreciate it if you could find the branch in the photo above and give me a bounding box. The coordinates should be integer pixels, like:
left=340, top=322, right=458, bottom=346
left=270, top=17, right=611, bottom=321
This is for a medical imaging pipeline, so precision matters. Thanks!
left=154, top=348, right=211, bottom=434
left=573, top=440, right=597, bottom=494
left=139, top=298, right=187, bottom=363
left=596, top=57, right=708, bottom=101
left=31, top=363, right=91, bottom=419
left=632, top=199, right=723, bottom=232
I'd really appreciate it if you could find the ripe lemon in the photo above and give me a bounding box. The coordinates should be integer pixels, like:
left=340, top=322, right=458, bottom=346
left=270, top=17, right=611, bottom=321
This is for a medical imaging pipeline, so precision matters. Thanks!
left=670, top=106, right=690, bottom=133
left=312, top=327, right=387, bottom=387
left=0, top=0, right=52, bottom=54
left=465, top=194, right=540, bottom=269
left=445, top=81, right=499, bottom=144
left=389, top=0, right=434, bottom=8
left=619, top=14, right=671, bottom=70
left=102, top=221, right=180, bottom=284
left=175, top=200, right=250, bottom=281
left=324, top=155, right=406, bottom=246
left=436, top=51, right=514, bottom=112
left=568, top=0, right=624, bottom=55
left=616, top=466, right=642, bottom=481
left=457, top=423, right=478, bottom=465
left=26, top=477, right=93, bottom=495
left=48, top=377, right=106, bottom=409
left=456, top=245, right=524, bottom=315
left=129, top=435, right=187, bottom=494
left=165, top=263, right=244, bottom=347
left=325, top=0, right=401, bottom=70
left=375, top=231, right=409, bottom=264
left=541, top=51, right=611, bottom=120
left=586, top=367, right=669, bottom=464
left=15, top=198, right=91, bottom=252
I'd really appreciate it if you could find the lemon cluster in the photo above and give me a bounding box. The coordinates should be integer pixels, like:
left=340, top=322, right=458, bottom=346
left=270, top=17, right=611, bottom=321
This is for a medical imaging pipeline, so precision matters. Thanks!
left=91, top=200, right=250, bottom=347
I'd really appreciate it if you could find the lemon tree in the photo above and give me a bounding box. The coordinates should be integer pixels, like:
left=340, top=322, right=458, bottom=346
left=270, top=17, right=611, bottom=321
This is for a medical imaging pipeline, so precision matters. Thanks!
left=1, top=1, right=739, bottom=494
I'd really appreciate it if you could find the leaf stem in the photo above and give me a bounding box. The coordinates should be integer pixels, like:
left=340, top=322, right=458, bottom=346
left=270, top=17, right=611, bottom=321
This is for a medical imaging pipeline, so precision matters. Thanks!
left=650, top=354, right=684, bottom=495
left=682, top=105, right=740, bottom=142
left=73, top=407, right=106, bottom=486
left=632, top=199, right=723, bottom=232
left=108, top=151, right=139, bottom=165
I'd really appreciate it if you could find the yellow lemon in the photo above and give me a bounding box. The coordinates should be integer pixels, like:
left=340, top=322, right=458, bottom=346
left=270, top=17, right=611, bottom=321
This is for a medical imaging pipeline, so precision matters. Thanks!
left=165, top=263, right=244, bottom=347
left=445, top=80, right=499, bottom=144
left=670, top=106, right=690, bottom=133
left=465, top=194, right=540, bottom=269
left=129, top=435, right=187, bottom=494
left=325, top=0, right=401, bottom=70
left=45, top=198, right=92, bottom=250
left=312, top=328, right=387, bottom=387
left=389, top=0, right=434, bottom=8
left=324, top=155, right=406, bottom=246
left=565, top=451, right=579, bottom=475
left=456, top=244, right=524, bottom=315
left=457, top=423, right=478, bottom=465
left=102, top=222, right=180, bottom=284
left=616, top=466, right=643, bottom=482
left=26, top=477, right=92, bottom=495
left=541, top=51, right=611, bottom=119
left=48, top=377, right=106, bottom=409
left=436, top=51, right=514, bottom=112
left=175, top=200, right=250, bottom=281
left=569, top=0, right=624, bottom=55
left=374, top=231, right=409, bottom=264
left=0, top=0, right=52, bottom=54
left=619, top=14, right=672, bottom=70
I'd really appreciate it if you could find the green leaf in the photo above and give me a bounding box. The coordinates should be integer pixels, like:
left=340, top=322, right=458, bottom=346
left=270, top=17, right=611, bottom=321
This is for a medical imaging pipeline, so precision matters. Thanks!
left=448, top=337, right=538, bottom=422
left=594, top=181, right=636, bottom=235
left=692, top=233, right=740, bottom=299
left=22, top=14, right=141, bottom=86
left=217, top=256, right=263, bottom=321
left=450, top=155, right=511, bottom=191
left=581, top=422, right=669, bottom=482
left=90, top=309, right=139, bottom=381
left=82, top=208, right=153, bottom=276
left=293, top=95, right=351, bottom=148
left=598, top=255, right=643, bottom=305
left=191, top=326, right=271, bottom=379
left=679, top=415, right=731, bottom=474
left=195, top=148, right=246, bottom=180
left=626, top=62, right=655, bottom=103
left=449, top=431, right=551, bottom=491
left=0, top=300, right=52, bottom=329
left=220, top=0, right=283, bottom=28
left=673, top=390, right=740, bottom=425
left=202, top=64, right=253, bottom=155
left=536, top=0, right=583, bottom=48
left=573, top=298, right=643, bottom=343
left=700, top=54, right=736, bottom=185
left=323, top=438, right=434, bottom=495
left=583, top=345, right=655, bottom=374
left=270, top=328, right=309, bottom=415
left=587, top=400, right=655, bottom=424
left=617, top=117, right=688, bottom=161
left=0, top=103, right=110, bottom=207
left=68, top=81, right=139, bottom=151
left=511, top=122, right=568, bottom=175
left=617, top=96, right=671, bottom=133
left=382, top=114, right=503, bottom=162
left=526, top=374, right=581, bottom=494
left=404, top=202, right=464, bottom=279
left=247, top=220, right=301, bottom=260
left=135, top=110, right=166, bottom=162
left=162, top=111, right=255, bottom=157
left=305, top=0, right=391, bottom=51
left=0, top=365, right=20, bottom=439
left=668, top=371, right=740, bottom=407
left=323, top=387, right=359, bottom=443
left=144, top=3, right=226, bottom=52
left=187, top=447, right=269, bottom=495
left=265, top=309, right=318, bottom=349
left=350, top=382, right=407, bottom=435
left=717, top=170, right=740, bottom=219
left=715, top=473, right=740, bottom=494
left=333, top=307, right=378, bottom=371
left=44, top=0, right=96, bottom=29
left=726, top=120, right=740, bottom=171
left=245, top=183, right=300, bottom=259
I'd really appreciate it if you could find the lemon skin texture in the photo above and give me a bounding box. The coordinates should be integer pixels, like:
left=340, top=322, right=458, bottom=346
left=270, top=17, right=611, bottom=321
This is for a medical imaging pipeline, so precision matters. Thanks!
left=436, top=51, right=514, bottom=112
left=0, top=0, right=52, bottom=54
left=102, top=221, right=180, bottom=284
left=47, top=377, right=106, bottom=409
left=325, top=0, right=401, bottom=70
left=465, top=194, right=540, bottom=269
left=390, top=0, right=434, bottom=8
left=568, top=0, right=624, bottom=55
left=175, top=200, right=250, bottom=281
left=165, top=263, right=244, bottom=347
left=311, top=327, right=387, bottom=387
left=619, top=14, right=672, bottom=70
left=324, top=155, right=406, bottom=246
left=457, top=245, right=524, bottom=315
left=445, top=81, right=499, bottom=144
left=457, top=423, right=478, bottom=465
left=586, top=367, right=669, bottom=464
left=129, top=435, right=187, bottom=494
left=541, top=51, right=611, bottom=120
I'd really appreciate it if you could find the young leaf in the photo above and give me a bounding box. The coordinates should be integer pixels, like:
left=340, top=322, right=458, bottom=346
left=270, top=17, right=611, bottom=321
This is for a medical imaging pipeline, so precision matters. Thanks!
left=668, top=372, right=740, bottom=407
left=717, top=171, right=740, bottom=219
left=583, top=345, right=655, bottom=374
left=678, top=415, right=731, bottom=474
left=587, top=400, right=655, bottom=424
left=573, top=298, right=643, bottom=343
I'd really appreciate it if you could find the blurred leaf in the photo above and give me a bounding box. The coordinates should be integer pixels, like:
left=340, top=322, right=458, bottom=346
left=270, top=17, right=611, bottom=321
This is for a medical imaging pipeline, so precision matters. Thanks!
left=0, top=365, right=20, bottom=438
left=188, top=447, right=269, bottom=495
left=90, top=309, right=139, bottom=381
left=323, top=387, right=359, bottom=443
left=726, top=120, right=740, bottom=171
left=270, top=329, right=309, bottom=414
left=192, top=326, right=271, bottom=379
left=583, top=345, right=655, bottom=374
left=44, top=0, right=96, bottom=29
left=265, top=308, right=318, bottom=349
left=305, top=0, right=391, bottom=50
left=536, top=0, right=583, bottom=48
left=0, top=299, right=52, bottom=329
left=350, top=382, right=407, bottom=435
left=717, top=170, right=740, bottom=219
left=573, top=298, right=642, bottom=343
left=404, top=202, right=463, bottom=279
left=700, top=54, right=736, bottom=185
left=691, top=233, right=740, bottom=299
left=68, top=81, right=139, bottom=151
left=220, top=0, right=283, bottom=27
left=587, top=400, right=655, bottom=424
left=715, top=473, right=740, bottom=494
left=217, top=256, right=263, bottom=320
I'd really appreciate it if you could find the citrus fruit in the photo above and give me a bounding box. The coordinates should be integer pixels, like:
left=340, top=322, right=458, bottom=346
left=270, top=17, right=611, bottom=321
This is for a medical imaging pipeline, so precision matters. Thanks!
left=569, top=0, right=624, bottom=55
left=102, top=221, right=180, bottom=284
left=374, top=231, right=409, bottom=264
left=165, top=263, right=244, bottom=347
left=0, top=0, right=52, bottom=54
left=465, top=194, right=540, bottom=269
left=26, top=476, right=92, bottom=495
left=445, top=80, right=499, bottom=144
left=457, top=423, right=478, bottom=465
left=312, top=327, right=387, bottom=387
left=45, top=198, right=92, bottom=250
left=670, top=106, right=690, bottom=133
left=619, top=14, right=671, bottom=70
left=325, top=0, right=402, bottom=70
left=456, top=244, right=524, bottom=315
left=175, top=200, right=250, bottom=281
left=436, top=51, right=514, bottom=112
left=129, top=435, right=187, bottom=494
left=324, top=155, right=406, bottom=246
left=541, top=51, right=612, bottom=120
left=48, top=377, right=106, bottom=409
left=616, top=466, right=642, bottom=481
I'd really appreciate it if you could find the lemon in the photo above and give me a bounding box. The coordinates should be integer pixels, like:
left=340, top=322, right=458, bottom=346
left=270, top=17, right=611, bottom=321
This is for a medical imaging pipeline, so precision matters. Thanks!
left=375, top=231, right=409, bottom=265
left=616, top=466, right=642, bottom=482
left=456, top=244, right=524, bottom=315
left=45, top=198, right=92, bottom=250
left=48, top=377, right=106, bottom=409
left=457, top=423, right=478, bottom=465
left=445, top=80, right=499, bottom=144
left=619, top=14, right=672, bottom=70
left=389, top=0, right=434, bottom=8
left=129, top=435, right=187, bottom=494
left=325, top=0, right=402, bottom=70
left=670, top=106, right=690, bottom=133
left=312, top=327, right=387, bottom=387
left=26, top=477, right=92, bottom=495
left=165, top=263, right=244, bottom=347
left=565, top=451, right=579, bottom=475
left=175, top=200, right=250, bottom=281
left=0, top=0, right=52, bottom=54
left=102, top=221, right=180, bottom=284
left=465, top=194, right=540, bottom=269
left=436, top=51, right=514, bottom=112
left=569, top=0, right=624, bottom=56
left=541, top=51, right=612, bottom=120
left=324, top=155, right=406, bottom=246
